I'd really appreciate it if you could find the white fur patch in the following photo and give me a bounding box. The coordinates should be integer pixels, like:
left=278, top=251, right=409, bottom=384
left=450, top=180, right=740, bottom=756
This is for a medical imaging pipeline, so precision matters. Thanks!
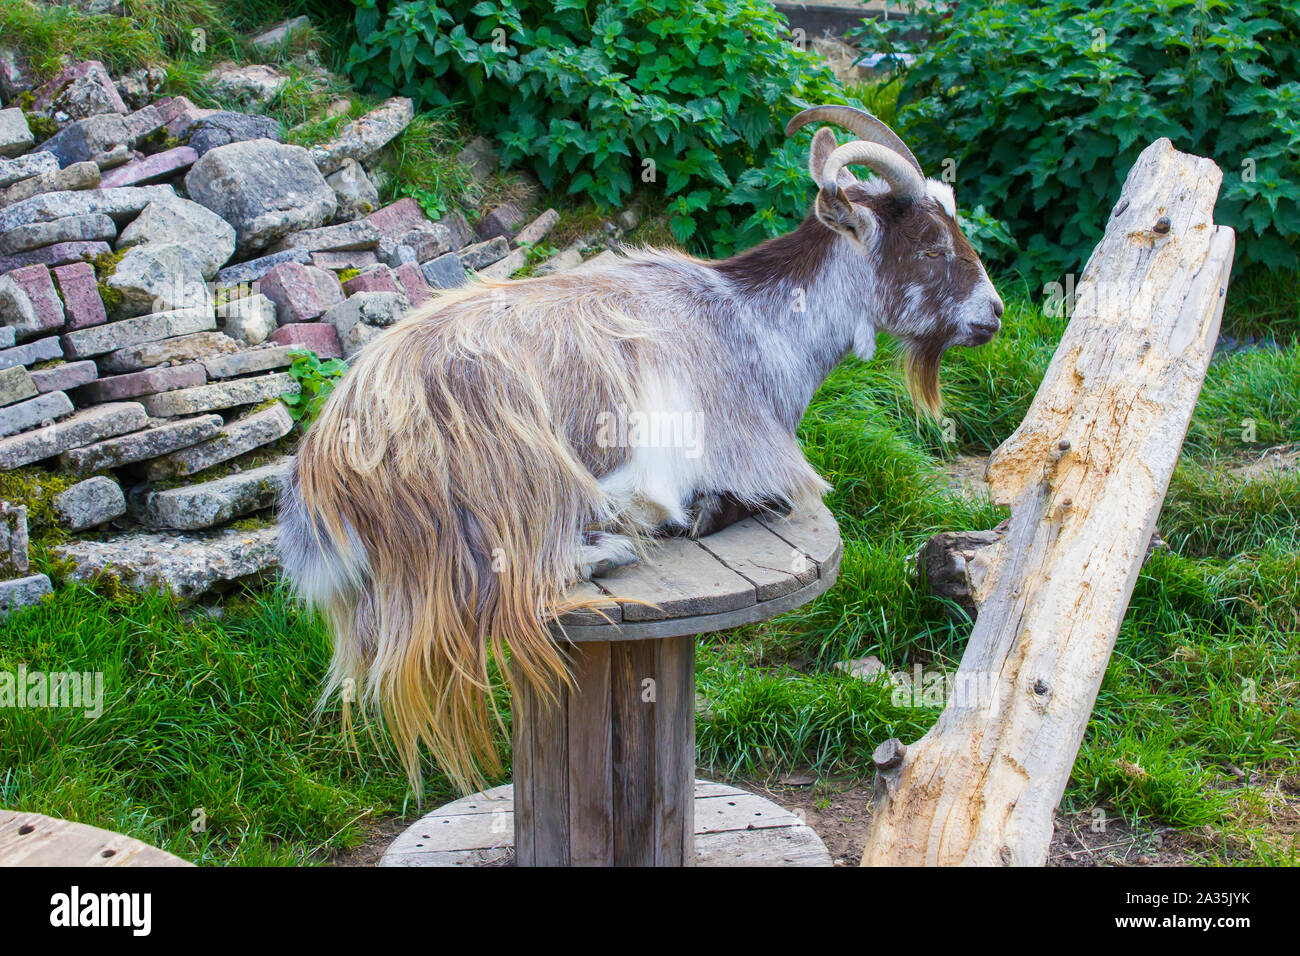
left=926, top=180, right=957, bottom=219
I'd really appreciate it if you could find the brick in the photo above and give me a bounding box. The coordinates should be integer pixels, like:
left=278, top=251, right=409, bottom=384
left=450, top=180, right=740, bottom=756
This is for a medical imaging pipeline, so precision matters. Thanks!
left=0, top=365, right=37, bottom=406
left=0, top=335, right=62, bottom=371
left=98, top=146, right=198, bottom=188
left=267, top=323, right=341, bottom=359
left=144, top=404, right=293, bottom=479
left=309, top=250, right=378, bottom=271
left=393, top=262, right=435, bottom=308
left=1, top=264, right=64, bottom=339
left=457, top=236, right=509, bottom=270
left=0, top=240, right=111, bottom=273
left=420, top=253, right=467, bottom=290
left=0, top=401, right=146, bottom=470
left=130, top=458, right=292, bottom=530
left=140, top=372, right=298, bottom=417
left=54, top=475, right=125, bottom=531
left=342, top=266, right=401, bottom=296
left=0, top=391, right=74, bottom=438
left=60, top=306, right=214, bottom=359
left=202, top=345, right=296, bottom=379
left=60, top=414, right=223, bottom=474
left=259, top=262, right=341, bottom=324
left=0, top=574, right=52, bottom=620
left=74, top=362, right=206, bottom=403
left=98, top=330, right=238, bottom=374
left=28, top=360, right=97, bottom=394
left=51, top=261, right=107, bottom=330
left=213, top=248, right=311, bottom=285
left=366, top=197, right=428, bottom=239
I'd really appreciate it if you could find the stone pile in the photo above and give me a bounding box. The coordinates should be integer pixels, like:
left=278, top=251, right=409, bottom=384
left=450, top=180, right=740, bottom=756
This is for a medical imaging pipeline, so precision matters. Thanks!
left=0, top=33, right=620, bottom=614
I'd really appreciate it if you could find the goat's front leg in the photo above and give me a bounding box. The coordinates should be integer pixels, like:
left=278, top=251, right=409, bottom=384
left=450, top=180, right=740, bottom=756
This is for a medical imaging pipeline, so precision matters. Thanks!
left=666, top=492, right=794, bottom=539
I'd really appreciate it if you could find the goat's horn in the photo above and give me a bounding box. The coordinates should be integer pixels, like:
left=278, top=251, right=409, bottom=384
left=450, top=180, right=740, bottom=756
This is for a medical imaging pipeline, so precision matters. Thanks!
left=822, top=140, right=926, bottom=200
left=786, top=105, right=924, bottom=178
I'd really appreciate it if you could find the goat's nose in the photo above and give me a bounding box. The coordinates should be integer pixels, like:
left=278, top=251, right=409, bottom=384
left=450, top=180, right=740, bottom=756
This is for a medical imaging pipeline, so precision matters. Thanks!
left=992, top=297, right=1004, bottom=319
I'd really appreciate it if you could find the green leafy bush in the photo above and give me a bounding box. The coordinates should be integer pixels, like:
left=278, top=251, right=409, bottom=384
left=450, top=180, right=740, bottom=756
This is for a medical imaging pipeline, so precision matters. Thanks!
left=344, top=0, right=846, bottom=253
left=283, top=350, right=349, bottom=426
left=854, top=0, right=1300, bottom=279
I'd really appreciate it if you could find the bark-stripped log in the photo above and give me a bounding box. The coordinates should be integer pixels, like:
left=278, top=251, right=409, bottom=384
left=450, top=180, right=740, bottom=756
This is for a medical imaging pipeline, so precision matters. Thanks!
left=862, top=138, right=1235, bottom=866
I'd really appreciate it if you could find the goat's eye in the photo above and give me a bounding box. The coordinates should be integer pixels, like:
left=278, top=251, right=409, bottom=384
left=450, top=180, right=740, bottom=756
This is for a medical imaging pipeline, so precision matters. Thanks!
left=924, top=250, right=941, bottom=259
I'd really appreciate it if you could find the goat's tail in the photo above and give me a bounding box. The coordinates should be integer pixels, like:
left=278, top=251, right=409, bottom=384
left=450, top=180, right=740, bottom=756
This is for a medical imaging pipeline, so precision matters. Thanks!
left=278, top=319, right=614, bottom=794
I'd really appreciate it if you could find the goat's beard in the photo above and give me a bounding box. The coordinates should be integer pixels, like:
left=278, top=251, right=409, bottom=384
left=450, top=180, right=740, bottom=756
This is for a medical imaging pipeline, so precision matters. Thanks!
left=903, top=336, right=945, bottom=419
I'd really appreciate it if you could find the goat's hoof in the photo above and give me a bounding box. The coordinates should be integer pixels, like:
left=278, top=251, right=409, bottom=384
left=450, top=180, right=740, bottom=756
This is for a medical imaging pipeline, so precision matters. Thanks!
left=586, top=553, right=639, bottom=579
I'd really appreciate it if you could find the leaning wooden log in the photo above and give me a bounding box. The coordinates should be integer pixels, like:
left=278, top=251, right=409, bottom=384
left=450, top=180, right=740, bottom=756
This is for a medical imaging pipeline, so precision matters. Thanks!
left=862, top=138, right=1235, bottom=866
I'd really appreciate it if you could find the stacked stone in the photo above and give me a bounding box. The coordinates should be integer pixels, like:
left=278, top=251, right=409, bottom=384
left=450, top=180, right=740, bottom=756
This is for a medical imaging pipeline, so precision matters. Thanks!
left=0, top=36, right=584, bottom=609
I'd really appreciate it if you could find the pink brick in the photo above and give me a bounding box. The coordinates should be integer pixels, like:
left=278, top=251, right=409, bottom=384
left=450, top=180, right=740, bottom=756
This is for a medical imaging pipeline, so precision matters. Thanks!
left=31, top=60, right=127, bottom=116
left=366, top=198, right=429, bottom=239
left=154, top=96, right=217, bottom=138
left=268, top=323, right=342, bottom=360
left=98, top=146, right=198, bottom=188
left=393, top=262, right=434, bottom=308
left=343, top=266, right=400, bottom=296
left=74, top=362, right=206, bottom=403
left=0, top=241, right=111, bottom=273
left=259, top=262, right=340, bottom=324
left=52, top=262, right=107, bottom=331
left=5, top=264, right=64, bottom=336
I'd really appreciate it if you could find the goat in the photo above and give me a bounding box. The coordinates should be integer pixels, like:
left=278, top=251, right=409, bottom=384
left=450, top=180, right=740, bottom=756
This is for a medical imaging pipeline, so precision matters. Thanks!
left=279, top=106, right=1004, bottom=793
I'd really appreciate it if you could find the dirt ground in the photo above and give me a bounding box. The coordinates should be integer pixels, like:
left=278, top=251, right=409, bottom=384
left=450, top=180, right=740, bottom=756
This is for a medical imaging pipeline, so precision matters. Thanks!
left=330, top=772, right=1263, bottom=867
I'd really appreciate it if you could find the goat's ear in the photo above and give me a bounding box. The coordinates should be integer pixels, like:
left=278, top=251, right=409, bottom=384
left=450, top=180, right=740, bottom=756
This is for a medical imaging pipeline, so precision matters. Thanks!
left=815, top=186, right=876, bottom=244
left=808, top=128, right=858, bottom=190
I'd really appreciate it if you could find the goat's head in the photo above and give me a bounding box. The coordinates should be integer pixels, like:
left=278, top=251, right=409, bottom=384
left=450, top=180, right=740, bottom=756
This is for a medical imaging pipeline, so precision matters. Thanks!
left=787, top=106, right=1004, bottom=415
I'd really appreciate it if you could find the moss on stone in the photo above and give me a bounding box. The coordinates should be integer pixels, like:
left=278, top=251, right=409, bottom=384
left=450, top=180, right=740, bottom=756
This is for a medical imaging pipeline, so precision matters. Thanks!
left=22, top=110, right=58, bottom=142
left=335, top=267, right=361, bottom=283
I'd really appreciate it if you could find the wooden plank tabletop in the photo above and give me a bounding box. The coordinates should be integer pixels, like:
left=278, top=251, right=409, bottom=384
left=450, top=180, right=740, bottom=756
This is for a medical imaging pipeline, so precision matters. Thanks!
left=552, top=500, right=841, bottom=642
left=0, top=810, right=192, bottom=867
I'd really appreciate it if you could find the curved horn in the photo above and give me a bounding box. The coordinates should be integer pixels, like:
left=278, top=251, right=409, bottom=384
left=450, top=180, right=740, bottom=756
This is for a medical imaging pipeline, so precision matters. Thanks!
left=822, top=140, right=925, bottom=200
left=786, top=105, right=924, bottom=178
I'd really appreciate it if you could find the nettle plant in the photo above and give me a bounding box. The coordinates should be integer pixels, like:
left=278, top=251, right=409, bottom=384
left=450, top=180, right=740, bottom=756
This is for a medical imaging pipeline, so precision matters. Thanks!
left=345, top=0, right=846, bottom=254
left=854, top=0, right=1300, bottom=279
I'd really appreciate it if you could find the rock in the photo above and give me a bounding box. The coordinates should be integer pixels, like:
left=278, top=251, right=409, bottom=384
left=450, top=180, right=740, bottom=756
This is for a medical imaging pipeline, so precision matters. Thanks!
left=0, top=185, right=176, bottom=234
left=0, top=501, right=29, bottom=575
left=0, top=240, right=111, bottom=273
left=514, top=208, right=560, bottom=247
left=325, top=158, right=378, bottom=221
left=114, top=67, right=167, bottom=110
left=185, top=140, right=336, bottom=255
left=203, top=345, right=296, bottom=379
left=51, top=262, right=106, bottom=330
left=323, top=291, right=406, bottom=357
left=75, top=362, right=206, bottom=403
left=474, top=202, right=527, bottom=242
left=28, top=360, right=96, bottom=393
left=342, top=265, right=402, bottom=297
left=37, top=114, right=130, bottom=167
left=0, top=160, right=101, bottom=207
left=310, top=250, right=378, bottom=271
left=833, top=655, right=888, bottom=681
left=60, top=414, right=222, bottom=474
left=92, top=144, right=133, bottom=170
left=421, top=252, right=467, bottom=289
left=61, top=306, right=214, bottom=359
left=0, top=152, right=58, bottom=189
left=54, top=525, right=279, bottom=601
left=267, top=323, right=341, bottom=359
left=213, top=247, right=311, bottom=286
left=251, top=16, right=312, bottom=48
left=0, top=264, right=63, bottom=340
left=616, top=204, right=642, bottom=233
left=0, top=48, right=36, bottom=104
left=457, top=236, right=510, bottom=270
left=0, top=335, right=62, bottom=371
left=98, top=146, right=198, bottom=188
left=121, top=104, right=165, bottom=144
left=144, top=403, right=293, bottom=479
left=0, top=327, right=11, bottom=348
left=480, top=247, right=528, bottom=280
left=366, top=198, right=428, bottom=240
left=0, top=213, right=116, bottom=254
left=30, top=60, right=127, bottom=121
left=456, top=136, right=497, bottom=183
left=576, top=250, right=622, bottom=271
left=393, top=263, right=434, bottom=308
left=0, top=390, right=74, bottom=437
left=0, top=365, right=37, bottom=406
left=216, top=294, right=277, bottom=346
left=259, top=262, right=343, bottom=323
left=115, top=197, right=236, bottom=279
left=271, top=220, right=379, bottom=254
left=154, top=96, right=216, bottom=139
left=0, top=574, right=52, bottom=619
left=441, top=210, right=474, bottom=250
left=310, top=97, right=414, bottom=175
left=534, top=247, right=583, bottom=276
left=54, top=475, right=125, bottom=530
left=185, top=111, right=282, bottom=156
left=140, top=372, right=298, bottom=417
left=204, top=63, right=287, bottom=108
left=131, top=457, right=292, bottom=530
left=97, top=330, right=238, bottom=374
left=0, top=108, right=33, bottom=158
left=0, top=401, right=145, bottom=470
left=106, top=242, right=214, bottom=315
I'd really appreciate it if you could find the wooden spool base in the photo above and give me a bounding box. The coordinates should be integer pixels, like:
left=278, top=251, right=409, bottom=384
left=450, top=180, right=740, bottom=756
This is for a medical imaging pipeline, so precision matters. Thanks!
left=381, top=780, right=832, bottom=867
left=0, top=810, right=192, bottom=867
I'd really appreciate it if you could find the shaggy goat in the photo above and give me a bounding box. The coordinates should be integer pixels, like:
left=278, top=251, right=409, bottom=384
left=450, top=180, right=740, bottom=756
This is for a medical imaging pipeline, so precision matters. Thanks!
left=279, top=106, right=1004, bottom=792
